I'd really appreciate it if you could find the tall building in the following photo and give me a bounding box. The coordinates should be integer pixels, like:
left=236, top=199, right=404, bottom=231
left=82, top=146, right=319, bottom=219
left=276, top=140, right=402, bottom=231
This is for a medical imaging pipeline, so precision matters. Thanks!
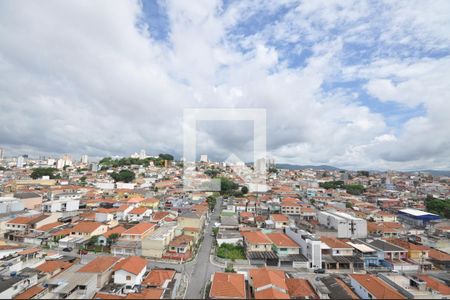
left=91, top=163, right=99, bottom=172
left=255, top=158, right=267, bottom=174
left=47, top=158, right=56, bottom=166
left=81, top=154, right=89, bottom=164
left=16, top=156, right=25, bottom=168
left=56, top=158, right=65, bottom=170
left=139, top=149, right=146, bottom=159
left=200, top=154, right=208, bottom=162
left=0, top=148, right=4, bottom=160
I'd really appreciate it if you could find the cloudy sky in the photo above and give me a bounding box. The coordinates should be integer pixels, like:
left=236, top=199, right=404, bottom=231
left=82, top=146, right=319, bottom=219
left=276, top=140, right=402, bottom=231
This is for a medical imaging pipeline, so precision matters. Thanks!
left=1, top=0, right=449, bottom=170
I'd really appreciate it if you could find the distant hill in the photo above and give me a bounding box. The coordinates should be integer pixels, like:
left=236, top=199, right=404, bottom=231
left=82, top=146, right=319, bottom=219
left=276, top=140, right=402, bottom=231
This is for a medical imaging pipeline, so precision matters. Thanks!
left=276, top=164, right=343, bottom=171
left=274, top=164, right=450, bottom=176
left=409, top=170, right=450, bottom=177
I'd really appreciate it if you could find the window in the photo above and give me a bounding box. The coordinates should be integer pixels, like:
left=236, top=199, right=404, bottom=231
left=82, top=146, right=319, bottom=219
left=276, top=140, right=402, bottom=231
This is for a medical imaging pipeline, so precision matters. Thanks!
left=126, top=275, right=131, bottom=280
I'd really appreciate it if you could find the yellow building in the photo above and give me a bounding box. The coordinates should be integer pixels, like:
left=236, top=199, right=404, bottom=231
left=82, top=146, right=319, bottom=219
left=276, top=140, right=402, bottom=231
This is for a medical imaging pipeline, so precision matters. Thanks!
left=140, top=197, right=160, bottom=210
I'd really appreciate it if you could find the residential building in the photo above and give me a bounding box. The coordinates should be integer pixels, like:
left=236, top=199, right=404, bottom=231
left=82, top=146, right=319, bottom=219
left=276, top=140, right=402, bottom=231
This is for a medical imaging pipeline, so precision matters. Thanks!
left=317, top=211, right=367, bottom=238
left=269, top=214, right=289, bottom=229
left=77, top=256, right=120, bottom=288
left=121, top=223, right=155, bottom=241
left=142, top=269, right=176, bottom=289
left=349, top=274, right=405, bottom=299
left=280, top=197, right=302, bottom=215
left=242, top=231, right=278, bottom=266
left=42, top=198, right=79, bottom=212
left=286, top=227, right=322, bottom=269
left=209, top=272, right=246, bottom=299
left=286, top=278, right=319, bottom=299
left=70, top=221, right=108, bottom=238
left=113, top=256, right=147, bottom=289
left=248, top=268, right=289, bottom=299
left=142, top=223, right=177, bottom=258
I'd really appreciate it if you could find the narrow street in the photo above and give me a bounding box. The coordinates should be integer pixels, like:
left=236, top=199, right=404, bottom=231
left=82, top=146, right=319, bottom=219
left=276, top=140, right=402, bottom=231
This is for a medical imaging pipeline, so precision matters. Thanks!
left=185, top=196, right=223, bottom=299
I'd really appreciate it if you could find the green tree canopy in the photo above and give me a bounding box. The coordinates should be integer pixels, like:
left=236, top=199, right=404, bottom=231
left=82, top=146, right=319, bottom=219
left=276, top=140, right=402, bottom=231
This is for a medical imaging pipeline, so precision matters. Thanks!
left=110, top=170, right=135, bottom=183
left=319, top=181, right=365, bottom=195
left=219, top=177, right=239, bottom=195
left=204, top=169, right=221, bottom=178
left=158, top=153, right=174, bottom=161
left=241, top=186, right=249, bottom=194
left=30, top=167, right=57, bottom=179
left=425, top=195, right=450, bottom=218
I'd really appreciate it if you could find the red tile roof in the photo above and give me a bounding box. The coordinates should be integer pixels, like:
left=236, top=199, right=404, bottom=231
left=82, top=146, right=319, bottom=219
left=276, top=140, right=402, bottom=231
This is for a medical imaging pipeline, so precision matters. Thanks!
left=103, top=225, right=126, bottom=238
left=125, top=288, right=164, bottom=299
left=321, top=237, right=353, bottom=249
left=429, top=248, right=450, bottom=261
left=255, top=287, right=289, bottom=299
left=13, top=285, right=45, bottom=299
left=286, top=278, right=319, bottom=299
left=151, top=211, right=171, bottom=222
left=77, top=256, right=120, bottom=273
left=35, top=222, right=63, bottom=231
left=36, top=260, right=73, bottom=274
left=210, top=272, right=246, bottom=299
left=266, top=232, right=299, bottom=248
left=350, top=274, right=405, bottom=299
left=71, top=221, right=103, bottom=233
left=143, top=269, right=176, bottom=287
left=249, top=268, right=287, bottom=291
left=270, top=214, right=289, bottom=222
left=129, top=207, right=150, bottom=215
left=113, top=256, right=147, bottom=275
left=418, top=275, right=450, bottom=295
left=169, top=235, right=194, bottom=247
left=242, top=231, right=272, bottom=245
left=123, top=223, right=155, bottom=235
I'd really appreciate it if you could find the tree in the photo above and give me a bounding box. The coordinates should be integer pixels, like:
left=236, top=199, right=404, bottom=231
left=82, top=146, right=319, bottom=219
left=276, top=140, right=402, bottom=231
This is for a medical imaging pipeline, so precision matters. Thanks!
left=205, top=169, right=221, bottom=178
left=319, top=180, right=345, bottom=189
left=344, top=184, right=365, bottom=195
left=107, top=233, right=120, bottom=245
left=268, top=167, right=278, bottom=174
left=110, top=170, right=135, bottom=183
left=212, top=227, right=219, bottom=237
left=219, top=177, right=239, bottom=195
left=225, top=263, right=236, bottom=273
left=346, top=201, right=354, bottom=209
left=30, top=167, right=57, bottom=179
left=241, top=186, right=249, bottom=194
left=206, top=195, right=217, bottom=212
left=425, top=195, right=450, bottom=218
left=88, top=235, right=99, bottom=246
left=357, top=170, right=370, bottom=177
left=158, top=153, right=174, bottom=161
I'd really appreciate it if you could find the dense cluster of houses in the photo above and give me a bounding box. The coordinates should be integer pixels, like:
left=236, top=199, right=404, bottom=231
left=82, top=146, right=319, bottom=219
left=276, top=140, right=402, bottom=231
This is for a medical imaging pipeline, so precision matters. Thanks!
left=0, top=155, right=449, bottom=299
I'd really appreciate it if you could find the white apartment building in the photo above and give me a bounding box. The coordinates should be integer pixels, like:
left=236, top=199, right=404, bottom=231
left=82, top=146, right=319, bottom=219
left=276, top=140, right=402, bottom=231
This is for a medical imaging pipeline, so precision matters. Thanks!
left=317, top=211, right=367, bottom=238
left=0, top=197, right=24, bottom=214
left=42, top=199, right=79, bottom=212
left=286, top=227, right=322, bottom=269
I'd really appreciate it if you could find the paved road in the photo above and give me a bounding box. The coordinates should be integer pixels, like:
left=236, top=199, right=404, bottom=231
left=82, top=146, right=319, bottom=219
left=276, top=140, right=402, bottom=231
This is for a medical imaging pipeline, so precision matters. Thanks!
left=185, top=197, right=223, bottom=299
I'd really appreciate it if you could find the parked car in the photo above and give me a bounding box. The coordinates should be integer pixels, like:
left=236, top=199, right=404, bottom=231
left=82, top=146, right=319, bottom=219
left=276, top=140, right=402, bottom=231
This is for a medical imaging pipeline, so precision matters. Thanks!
left=314, top=268, right=326, bottom=274
left=62, top=247, right=73, bottom=252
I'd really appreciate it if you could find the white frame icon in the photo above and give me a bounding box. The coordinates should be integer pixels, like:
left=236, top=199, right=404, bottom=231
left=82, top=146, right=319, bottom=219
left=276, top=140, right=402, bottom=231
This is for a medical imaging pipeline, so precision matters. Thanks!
left=183, top=108, right=267, bottom=191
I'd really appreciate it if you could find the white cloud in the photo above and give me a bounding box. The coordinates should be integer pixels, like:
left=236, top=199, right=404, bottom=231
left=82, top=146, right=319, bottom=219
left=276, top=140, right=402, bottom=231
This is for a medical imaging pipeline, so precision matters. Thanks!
left=0, top=0, right=449, bottom=170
